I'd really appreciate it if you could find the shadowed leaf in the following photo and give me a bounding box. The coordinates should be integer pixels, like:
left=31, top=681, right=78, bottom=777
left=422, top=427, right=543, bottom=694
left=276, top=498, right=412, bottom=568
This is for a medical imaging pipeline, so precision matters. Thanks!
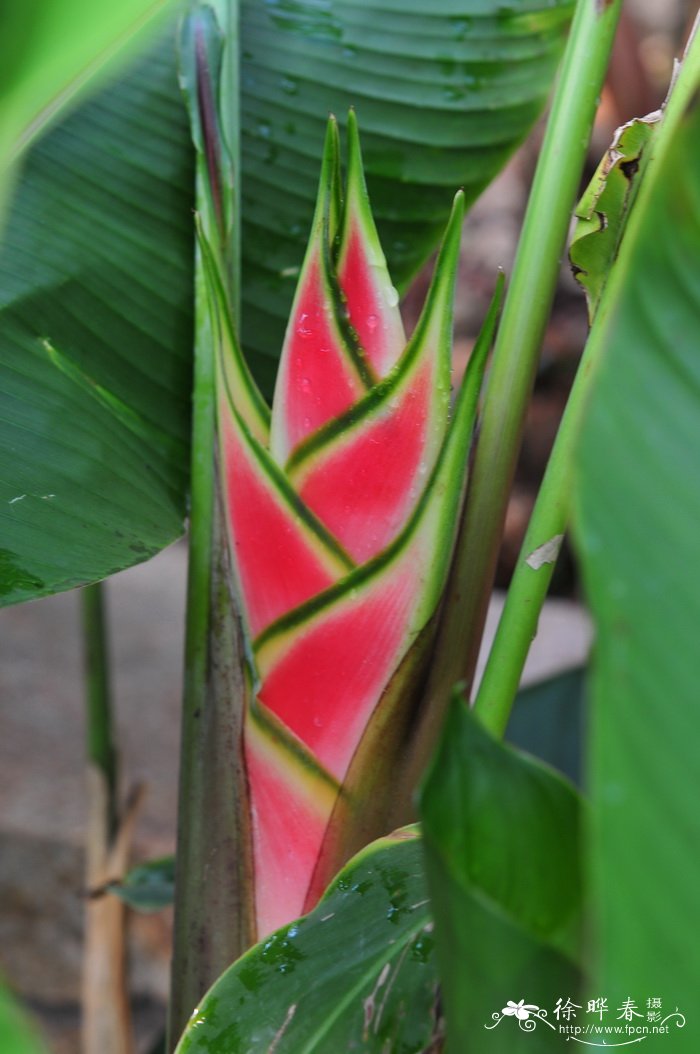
left=420, top=696, right=582, bottom=1052
left=0, top=26, right=194, bottom=605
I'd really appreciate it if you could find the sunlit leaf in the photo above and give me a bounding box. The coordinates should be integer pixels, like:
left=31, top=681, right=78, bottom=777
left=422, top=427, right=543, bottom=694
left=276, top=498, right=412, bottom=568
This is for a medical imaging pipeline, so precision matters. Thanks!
left=0, top=0, right=175, bottom=168
left=0, top=983, right=48, bottom=1054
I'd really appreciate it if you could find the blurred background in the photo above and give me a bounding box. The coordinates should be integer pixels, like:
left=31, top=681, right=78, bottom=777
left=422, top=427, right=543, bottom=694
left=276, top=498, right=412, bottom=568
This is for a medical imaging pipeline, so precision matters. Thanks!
left=0, top=1, right=694, bottom=1050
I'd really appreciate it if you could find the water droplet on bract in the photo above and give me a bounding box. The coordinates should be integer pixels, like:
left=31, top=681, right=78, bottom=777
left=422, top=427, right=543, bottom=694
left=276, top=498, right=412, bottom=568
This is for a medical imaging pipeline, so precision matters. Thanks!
left=297, top=312, right=313, bottom=338
left=303, top=415, right=311, bottom=428
left=366, top=314, right=378, bottom=332
left=312, top=716, right=323, bottom=728
left=257, top=119, right=272, bottom=139
left=300, top=377, right=311, bottom=393
left=417, top=461, right=428, bottom=477
left=385, top=285, right=399, bottom=308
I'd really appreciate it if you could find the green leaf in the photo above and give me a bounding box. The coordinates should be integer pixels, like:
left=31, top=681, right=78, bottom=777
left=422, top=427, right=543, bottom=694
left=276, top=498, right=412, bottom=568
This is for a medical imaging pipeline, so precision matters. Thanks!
left=420, top=695, right=582, bottom=1053
left=106, top=855, right=175, bottom=912
left=574, top=31, right=700, bottom=1041
left=0, top=0, right=177, bottom=232
left=0, top=983, right=48, bottom=1054
left=1, top=1, right=570, bottom=604
left=570, top=112, right=660, bottom=321
left=239, top=0, right=573, bottom=386
left=175, top=827, right=441, bottom=1054
left=0, top=24, right=194, bottom=605
left=0, top=0, right=176, bottom=165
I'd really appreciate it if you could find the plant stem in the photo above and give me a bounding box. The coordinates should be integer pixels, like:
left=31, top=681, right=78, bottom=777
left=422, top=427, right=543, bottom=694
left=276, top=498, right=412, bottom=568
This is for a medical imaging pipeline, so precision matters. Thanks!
left=82, top=582, right=118, bottom=838
left=169, top=2, right=253, bottom=1047
left=472, top=333, right=593, bottom=737
left=429, top=0, right=623, bottom=709
left=168, top=244, right=217, bottom=1038
left=474, top=9, right=700, bottom=738
left=81, top=582, right=134, bottom=1054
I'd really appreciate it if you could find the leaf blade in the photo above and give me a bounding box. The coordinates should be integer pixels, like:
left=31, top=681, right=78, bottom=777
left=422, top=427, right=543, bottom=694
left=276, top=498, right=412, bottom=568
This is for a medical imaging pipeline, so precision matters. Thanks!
left=239, top=0, right=573, bottom=382
left=573, top=32, right=700, bottom=1034
left=175, top=828, right=440, bottom=1054
left=420, top=696, right=582, bottom=1053
left=0, top=25, right=194, bottom=604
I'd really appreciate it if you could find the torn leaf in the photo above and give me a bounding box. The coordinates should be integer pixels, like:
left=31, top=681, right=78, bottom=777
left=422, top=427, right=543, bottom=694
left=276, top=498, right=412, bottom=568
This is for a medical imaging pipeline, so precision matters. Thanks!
left=570, top=112, right=660, bottom=322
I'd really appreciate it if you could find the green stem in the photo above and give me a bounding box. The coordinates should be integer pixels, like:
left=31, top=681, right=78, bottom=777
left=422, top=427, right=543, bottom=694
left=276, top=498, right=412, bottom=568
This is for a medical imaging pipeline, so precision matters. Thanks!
left=472, top=331, right=592, bottom=737
left=169, top=3, right=253, bottom=1047
left=81, top=581, right=134, bottom=1054
left=168, top=229, right=217, bottom=1045
left=81, top=582, right=118, bottom=838
left=474, top=12, right=700, bottom=738
left=429, top=0, right=622, bottom=707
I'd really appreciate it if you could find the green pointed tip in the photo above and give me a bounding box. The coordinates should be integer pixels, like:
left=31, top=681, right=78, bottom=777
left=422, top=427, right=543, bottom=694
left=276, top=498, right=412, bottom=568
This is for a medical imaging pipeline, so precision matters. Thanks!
left=313, top=115, right=341, bottom=244
left=344, top=107, right=369, bottom=207
left=346, top=108, right=360, bottom=160
left=323, top=112, right=339, bottom=152
left=340, top=107, right=385, bottom=259
left=444, top=189, right=466, bottom=248
left=411, top=189, right=465, bottom=346
left=424, top=190, right=465, bottom=302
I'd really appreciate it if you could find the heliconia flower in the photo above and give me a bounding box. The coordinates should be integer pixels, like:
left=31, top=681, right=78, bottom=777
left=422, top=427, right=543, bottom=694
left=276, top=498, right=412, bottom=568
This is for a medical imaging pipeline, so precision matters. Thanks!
left=200, top=112, right=502, bottom=939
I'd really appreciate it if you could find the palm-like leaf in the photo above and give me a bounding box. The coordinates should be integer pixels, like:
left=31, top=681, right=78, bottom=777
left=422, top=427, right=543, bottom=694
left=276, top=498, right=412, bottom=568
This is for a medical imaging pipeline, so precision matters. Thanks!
left=0, top=34, right=193, bottom=605
left=239, top=0, right=573, bottom=386
left=0, top=1, right=570, bottom=603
